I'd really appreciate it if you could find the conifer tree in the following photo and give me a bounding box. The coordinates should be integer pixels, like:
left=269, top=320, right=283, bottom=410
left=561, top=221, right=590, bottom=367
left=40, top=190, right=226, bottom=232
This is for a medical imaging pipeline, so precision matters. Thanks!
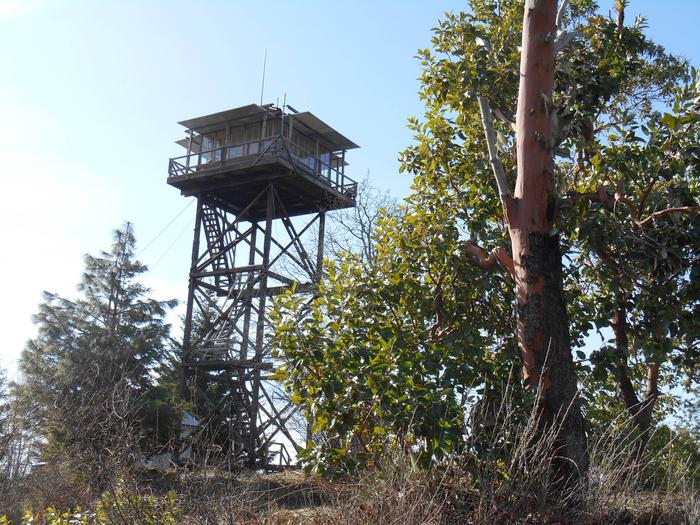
left=17, top=224, right=177, bottom=476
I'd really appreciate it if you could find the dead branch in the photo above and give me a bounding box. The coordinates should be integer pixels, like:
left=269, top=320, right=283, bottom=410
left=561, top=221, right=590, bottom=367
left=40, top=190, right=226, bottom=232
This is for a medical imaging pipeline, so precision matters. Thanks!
left=477, top=96, right=512, bottom=200
left=554, top=0, right=581, bottom=54
left=556, top=0, right=569, bottom=30
left=554, top=31, right=582, bottom=54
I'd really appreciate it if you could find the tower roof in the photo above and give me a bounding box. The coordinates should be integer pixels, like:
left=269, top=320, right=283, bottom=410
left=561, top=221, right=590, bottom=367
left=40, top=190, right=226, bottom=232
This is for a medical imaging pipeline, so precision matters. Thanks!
left=178, top=103, right=359, bottom=151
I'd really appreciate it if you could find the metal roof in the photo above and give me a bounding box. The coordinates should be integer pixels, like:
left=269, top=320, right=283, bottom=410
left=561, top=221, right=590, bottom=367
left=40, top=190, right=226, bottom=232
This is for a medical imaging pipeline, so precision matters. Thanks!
left=290, top=111, right=359, bottom=150
left=175, top=135, right=202, bottom=152
left=177, top=104, right=359, bottom=151
left=178, top=104, right=270, bottom=133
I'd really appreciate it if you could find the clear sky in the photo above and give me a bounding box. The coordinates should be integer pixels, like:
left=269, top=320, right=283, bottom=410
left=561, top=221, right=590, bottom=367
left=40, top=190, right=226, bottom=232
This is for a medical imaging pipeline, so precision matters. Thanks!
left=1, top=0, right=698, bottom=372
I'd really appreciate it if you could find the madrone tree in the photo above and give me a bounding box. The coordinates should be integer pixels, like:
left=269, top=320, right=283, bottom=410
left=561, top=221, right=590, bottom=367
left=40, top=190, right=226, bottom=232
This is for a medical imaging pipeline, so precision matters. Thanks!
left=274, top=0, right=699, bottom=476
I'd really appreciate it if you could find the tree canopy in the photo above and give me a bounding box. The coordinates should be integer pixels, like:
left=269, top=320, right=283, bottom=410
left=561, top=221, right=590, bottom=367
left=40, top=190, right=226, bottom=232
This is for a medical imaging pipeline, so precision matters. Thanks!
left=16, top=224, right=178, bottom=473
left=272, top=0, right=700, bottom=474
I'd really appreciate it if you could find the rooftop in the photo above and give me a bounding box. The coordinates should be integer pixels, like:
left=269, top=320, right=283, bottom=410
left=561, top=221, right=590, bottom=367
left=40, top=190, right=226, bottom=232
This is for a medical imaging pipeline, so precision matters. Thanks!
left=177, top=104, right=360, bottom=152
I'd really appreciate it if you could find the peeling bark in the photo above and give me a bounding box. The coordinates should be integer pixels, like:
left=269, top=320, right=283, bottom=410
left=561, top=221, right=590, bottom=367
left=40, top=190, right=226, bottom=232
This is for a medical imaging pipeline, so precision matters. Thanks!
left=509, top=0, right=588, bottom=477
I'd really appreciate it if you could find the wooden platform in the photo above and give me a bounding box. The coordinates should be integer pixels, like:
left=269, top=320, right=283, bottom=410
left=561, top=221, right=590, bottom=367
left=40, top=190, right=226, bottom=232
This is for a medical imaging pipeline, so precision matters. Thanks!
left=168, top=148, right=356, bottom=220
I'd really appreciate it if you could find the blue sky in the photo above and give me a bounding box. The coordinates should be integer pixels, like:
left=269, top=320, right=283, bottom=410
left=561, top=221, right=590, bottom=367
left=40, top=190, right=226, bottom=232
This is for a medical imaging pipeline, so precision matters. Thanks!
left=1, top=0, right=698, bottom=371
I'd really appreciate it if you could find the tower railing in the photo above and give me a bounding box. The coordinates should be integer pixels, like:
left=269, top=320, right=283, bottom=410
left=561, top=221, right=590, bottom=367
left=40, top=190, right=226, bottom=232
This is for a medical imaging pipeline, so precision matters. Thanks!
left=168, top=135, right=357, bottom=198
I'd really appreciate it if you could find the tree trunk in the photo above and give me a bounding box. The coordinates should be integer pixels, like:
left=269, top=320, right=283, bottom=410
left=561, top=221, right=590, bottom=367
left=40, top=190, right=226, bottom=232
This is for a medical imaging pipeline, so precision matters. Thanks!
left=507, top=0, right=588, bottom=477
left=611, top=305, right=659, bottom=457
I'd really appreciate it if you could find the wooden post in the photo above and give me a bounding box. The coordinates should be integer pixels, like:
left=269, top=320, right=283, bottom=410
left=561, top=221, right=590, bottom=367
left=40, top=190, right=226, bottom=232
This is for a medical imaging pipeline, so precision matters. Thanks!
left=316, top=211, right=325, bottom=282
left=240, top=226, right=258, bottom=361
left=181, top=199, right=203, bottom=400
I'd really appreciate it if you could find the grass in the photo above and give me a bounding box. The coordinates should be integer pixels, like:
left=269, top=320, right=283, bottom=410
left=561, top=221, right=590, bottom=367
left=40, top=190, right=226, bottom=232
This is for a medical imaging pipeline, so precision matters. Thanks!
left=2, top=386, right=698, bottom=524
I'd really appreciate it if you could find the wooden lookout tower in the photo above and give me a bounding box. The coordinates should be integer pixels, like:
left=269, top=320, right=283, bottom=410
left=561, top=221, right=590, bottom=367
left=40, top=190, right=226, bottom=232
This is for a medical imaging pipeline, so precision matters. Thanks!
left=168, top=103, right=358, bottom=468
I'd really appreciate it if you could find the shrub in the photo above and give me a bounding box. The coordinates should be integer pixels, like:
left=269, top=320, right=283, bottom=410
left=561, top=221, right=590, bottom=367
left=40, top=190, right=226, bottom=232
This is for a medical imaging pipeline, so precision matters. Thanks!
left=0, top=487, right=181, bottom=525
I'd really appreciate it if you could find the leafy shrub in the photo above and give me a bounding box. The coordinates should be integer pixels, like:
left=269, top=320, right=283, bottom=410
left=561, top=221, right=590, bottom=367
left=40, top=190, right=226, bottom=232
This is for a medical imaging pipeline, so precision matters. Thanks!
left=0, top=488, right=181, bottom=525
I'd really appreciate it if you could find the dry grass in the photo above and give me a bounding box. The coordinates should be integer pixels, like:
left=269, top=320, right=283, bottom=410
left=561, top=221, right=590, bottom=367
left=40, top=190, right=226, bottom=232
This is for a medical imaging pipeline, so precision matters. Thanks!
left=2, top=449, right=698, bottom=524
left=2, top=384, right=698, bottom=524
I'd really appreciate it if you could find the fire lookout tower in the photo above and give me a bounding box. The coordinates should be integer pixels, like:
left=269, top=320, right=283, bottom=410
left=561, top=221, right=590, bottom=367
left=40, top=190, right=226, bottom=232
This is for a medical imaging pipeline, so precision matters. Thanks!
left=168, top=103, right=358, bottom=468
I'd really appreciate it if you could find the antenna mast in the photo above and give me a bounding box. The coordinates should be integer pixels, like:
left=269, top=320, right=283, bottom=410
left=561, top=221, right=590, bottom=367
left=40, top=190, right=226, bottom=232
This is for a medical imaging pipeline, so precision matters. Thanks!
left=260, top=48, right=268, bottom=106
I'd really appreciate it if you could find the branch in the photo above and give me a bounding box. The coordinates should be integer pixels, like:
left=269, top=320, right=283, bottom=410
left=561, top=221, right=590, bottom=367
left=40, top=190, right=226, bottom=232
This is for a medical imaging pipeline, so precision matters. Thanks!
left=556, top=0, right=569, bottom=31
left=477, top=96, right=512, bottom=200
left=553, top=0, right=581, bottom=54
left=615, top=0, right=626, bottom=33
left=492, top=106, right=517, bottom=132
left=611, top=305, right=641, bottom=412
left=554, top=30, right=582, bottom=54
left=638, top=180, right=656, bottom=212
left=429, top=267, right=448, bottom=339
left=615, top=191, right=700, bottom=226
left=562, top=186, right=614, bottom=209
left=644, top=362, right=660, bottom=402
left=637, top=206, right=700, bottom=226
left=613, top=191, right=640, bottom=223
left=565, top=185, right=700, bottom=227
left=461, top=240, right=515, bottom=278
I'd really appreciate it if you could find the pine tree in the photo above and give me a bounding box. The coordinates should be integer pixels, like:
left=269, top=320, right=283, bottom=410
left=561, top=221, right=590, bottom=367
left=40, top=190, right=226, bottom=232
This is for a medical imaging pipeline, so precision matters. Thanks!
left=17, top=224, right=177, bottom=479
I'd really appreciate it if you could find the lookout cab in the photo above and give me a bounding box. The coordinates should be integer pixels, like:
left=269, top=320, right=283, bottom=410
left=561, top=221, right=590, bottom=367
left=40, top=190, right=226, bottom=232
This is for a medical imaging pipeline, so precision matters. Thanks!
left=167, top=103, right=358, bottom=218
left=169, top=103, right=358, bottom=469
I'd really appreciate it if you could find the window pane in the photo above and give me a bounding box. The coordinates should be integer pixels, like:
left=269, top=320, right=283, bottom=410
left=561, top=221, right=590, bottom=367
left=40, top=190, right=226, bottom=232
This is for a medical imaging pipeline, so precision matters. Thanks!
left=229, top=126, right=245, bottom=146
left=246, top=123, right=260, bottom=155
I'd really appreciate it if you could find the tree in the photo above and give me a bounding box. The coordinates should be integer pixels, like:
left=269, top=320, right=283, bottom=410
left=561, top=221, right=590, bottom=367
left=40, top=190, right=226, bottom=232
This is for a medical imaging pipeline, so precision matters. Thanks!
left=402, top=0, right=697, bottom=473
left=0, top=370, right=11, bottom=469
left=273, top=180, right=520, bottom=472
left=573, top=61, right=700, bottom=451
left=0, top=370, right=24, bottom=483
left=469, top=0, right=589, bottom=473
left=273, top=207, right=518, bottom=473
left=17, top=224, right=177, bottom=483
left=442, top=0, right=630, bottom=475
left=274, top=0, right=699, bottom=477
left=325, top=176, right=399, bottom=263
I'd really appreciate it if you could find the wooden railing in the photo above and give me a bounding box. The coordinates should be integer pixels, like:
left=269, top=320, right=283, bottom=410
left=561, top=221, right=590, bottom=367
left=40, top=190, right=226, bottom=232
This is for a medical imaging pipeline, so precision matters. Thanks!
left=168, top=135, right=357, bottom=198
left=268, top=441, right=293, bottom=467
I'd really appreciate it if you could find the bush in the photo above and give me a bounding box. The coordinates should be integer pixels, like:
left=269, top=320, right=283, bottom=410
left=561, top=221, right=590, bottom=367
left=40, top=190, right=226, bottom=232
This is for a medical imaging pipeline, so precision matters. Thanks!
left=0, top=486, right=181, bottom=525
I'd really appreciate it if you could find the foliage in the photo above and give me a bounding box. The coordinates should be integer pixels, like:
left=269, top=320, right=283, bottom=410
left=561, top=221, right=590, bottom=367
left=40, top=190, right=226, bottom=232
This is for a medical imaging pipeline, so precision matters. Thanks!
left=643, top=425, right=700, bottom=489
left=95, top=488, right=182, bottom=525
left=575, top=68, right=700, bottom=420
left=0, top=489, right=181, bottom=525
left=15, top=224, right=178, bottom=482
left=273, top=203, right=519, bottom=473
left=272, top=0, right=700, bottom=475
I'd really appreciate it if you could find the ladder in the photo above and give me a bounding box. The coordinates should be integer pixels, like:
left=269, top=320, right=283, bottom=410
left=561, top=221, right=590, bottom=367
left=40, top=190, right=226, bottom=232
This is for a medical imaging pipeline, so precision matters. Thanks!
left=201, top=205, right=233, bottom=290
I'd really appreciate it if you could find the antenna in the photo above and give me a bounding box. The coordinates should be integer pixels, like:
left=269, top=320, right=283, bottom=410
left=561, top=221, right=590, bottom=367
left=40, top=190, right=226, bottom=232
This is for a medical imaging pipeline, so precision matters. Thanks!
left=259, top=48, right=268, bottom=106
